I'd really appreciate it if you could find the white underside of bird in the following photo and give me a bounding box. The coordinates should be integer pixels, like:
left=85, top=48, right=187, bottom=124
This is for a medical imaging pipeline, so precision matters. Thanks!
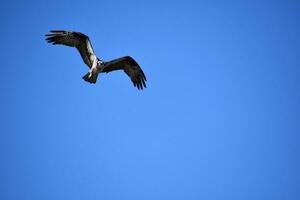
left=88, top=55, right=104, bottom=78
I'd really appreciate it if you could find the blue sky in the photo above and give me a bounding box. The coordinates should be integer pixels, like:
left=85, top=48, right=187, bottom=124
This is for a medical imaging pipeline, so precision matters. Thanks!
left=0, top=0, right=299, bottom=199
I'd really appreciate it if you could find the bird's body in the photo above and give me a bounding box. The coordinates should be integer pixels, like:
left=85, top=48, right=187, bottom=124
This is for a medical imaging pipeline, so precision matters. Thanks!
left=45, top=30, right=147, bottom=90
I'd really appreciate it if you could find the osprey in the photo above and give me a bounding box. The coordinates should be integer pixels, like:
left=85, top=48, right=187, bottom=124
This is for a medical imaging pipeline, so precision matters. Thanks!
left=45, top=30, right=147, bottom=90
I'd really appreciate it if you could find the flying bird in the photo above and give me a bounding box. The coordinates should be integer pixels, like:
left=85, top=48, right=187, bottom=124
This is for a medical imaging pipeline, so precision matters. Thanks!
left=45, top=30, right=147, bottom=90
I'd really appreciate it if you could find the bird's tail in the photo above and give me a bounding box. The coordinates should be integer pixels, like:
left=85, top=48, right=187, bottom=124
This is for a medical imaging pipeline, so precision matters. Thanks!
left=82, top=72, right=98, bottom=84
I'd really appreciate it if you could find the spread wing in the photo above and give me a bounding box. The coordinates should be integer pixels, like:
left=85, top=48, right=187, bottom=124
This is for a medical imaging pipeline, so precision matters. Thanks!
left=102, top=56, right=147, bottom=90
left=45, top=30, right=96, bottom=68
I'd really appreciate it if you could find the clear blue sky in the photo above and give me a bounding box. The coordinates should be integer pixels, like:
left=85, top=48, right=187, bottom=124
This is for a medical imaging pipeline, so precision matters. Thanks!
left=0, top=0, right=299, bottom=199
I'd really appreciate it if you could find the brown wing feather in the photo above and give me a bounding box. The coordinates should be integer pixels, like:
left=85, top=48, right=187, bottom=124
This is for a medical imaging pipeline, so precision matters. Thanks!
left=45, top=30, right=95, bottom=68
left=102, top=56, right=147, bottom=90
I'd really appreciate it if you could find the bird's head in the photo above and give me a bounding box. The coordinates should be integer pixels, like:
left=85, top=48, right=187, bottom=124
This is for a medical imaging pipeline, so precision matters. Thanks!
left=97, top=58, right=104, bottom=66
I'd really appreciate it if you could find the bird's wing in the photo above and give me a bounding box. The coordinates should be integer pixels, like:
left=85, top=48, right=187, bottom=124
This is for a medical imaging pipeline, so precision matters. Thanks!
left=102, top=56, right=147, bottom=90
left=45, top=30, right=96, bottom=68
